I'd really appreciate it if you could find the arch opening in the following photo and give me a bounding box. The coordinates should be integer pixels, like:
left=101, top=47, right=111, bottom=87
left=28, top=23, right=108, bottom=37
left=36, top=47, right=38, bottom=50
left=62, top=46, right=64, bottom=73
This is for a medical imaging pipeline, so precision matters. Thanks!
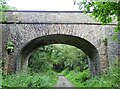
left=20, top=34, right=101, bottom=76
left=28, top=44, right=89, bottom=73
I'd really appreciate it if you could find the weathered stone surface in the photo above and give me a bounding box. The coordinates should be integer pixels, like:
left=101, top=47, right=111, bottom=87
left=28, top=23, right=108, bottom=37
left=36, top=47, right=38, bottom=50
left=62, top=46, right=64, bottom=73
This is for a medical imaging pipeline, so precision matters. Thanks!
left=1, top=11, right=119, bottom=76
left=105, top=27, right=120, bottom=67
left=6, top=12, right=96, bottom=23
left=5, top=11, right=117, bottom=24
left=0, top=25, right=2, bottom=58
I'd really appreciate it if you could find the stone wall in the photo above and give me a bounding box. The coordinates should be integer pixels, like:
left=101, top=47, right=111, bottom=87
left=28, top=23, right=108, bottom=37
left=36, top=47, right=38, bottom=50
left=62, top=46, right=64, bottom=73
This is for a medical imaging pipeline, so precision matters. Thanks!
left=105, top=26, right=120, bottom=67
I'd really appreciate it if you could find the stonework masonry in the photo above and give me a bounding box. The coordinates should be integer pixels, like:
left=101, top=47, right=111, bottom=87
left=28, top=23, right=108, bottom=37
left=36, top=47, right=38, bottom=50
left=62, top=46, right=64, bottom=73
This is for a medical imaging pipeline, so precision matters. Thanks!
left=1, top=11, right=119, bottom=76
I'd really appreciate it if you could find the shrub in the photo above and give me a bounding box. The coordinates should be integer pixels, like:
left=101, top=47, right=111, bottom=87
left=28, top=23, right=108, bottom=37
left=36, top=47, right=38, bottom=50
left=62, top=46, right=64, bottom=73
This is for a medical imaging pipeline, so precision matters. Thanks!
left=61, top=68, right=69, bottom=76
left=64, top=69, right=90, bottom=87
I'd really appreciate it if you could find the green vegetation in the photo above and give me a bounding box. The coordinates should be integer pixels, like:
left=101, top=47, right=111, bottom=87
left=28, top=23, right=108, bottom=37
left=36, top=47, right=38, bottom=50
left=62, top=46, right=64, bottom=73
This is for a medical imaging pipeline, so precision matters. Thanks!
left=51, top=44, right=88, bottom=72
left=0, top=0, right=13, bottom=10
left=3, top=70, right=57, bottom=88
left=1, top=0, right=119, bottom=88
left=75, top=1, right=119, bottom=24
left=62, top=60, right=119, bottom=88
left=3, top=44, right=88, bottom=87
left=62, top=69, right=90, bottom=87
left=6, top=40, right=14, bottom=54
left=75, top=0, right=120, bottom=36
left=2, top=44, right=119, bottom=88
left=0, top=0, right=16, bottom=22
left=28, top=44, right=88, bottom=73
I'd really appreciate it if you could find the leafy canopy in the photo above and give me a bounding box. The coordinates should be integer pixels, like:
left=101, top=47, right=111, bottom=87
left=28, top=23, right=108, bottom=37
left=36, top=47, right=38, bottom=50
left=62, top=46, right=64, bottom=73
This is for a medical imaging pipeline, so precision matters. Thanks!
left=74, top=0, right=119, bottom=31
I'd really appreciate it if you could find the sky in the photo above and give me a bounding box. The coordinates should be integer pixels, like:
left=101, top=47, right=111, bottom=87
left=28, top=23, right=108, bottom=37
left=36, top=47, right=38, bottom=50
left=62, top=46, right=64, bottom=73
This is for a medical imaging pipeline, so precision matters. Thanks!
left=8, top=0, right=80, bottom=11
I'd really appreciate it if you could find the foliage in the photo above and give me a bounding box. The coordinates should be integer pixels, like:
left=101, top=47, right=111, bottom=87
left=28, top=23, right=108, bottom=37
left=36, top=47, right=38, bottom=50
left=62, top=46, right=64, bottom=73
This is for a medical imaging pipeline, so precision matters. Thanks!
left=28, top=45, right=55, bottom=72
left=0, top=0, right=17, bottom=22
left=28, top=44, right=88, bottom=73
left=62, top=69, right=90, bottom=87
left=76, top=1, right=118, bottom=23
left=3, top=44, right=89, bottom=87
left=83, top=65, right=120, bottom=87
left=75, top=0, right=120, bottom=34
left=6, top=40, right=14, bottom=54
left=4, top=43, right=119, bottom=88
left=51, top=44, right=88, bottom=72
left=0, top=0, right=10, bottom=10
left=61, top=68, right=70, bottom=76
left=62, top=63, right=119, bottom=88
left=2, top=70, right=57, bottom=88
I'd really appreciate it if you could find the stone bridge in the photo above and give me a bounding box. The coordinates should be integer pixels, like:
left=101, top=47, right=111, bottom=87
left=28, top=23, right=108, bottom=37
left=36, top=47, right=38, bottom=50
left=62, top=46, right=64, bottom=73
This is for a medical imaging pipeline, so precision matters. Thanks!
left=1, top=11, right=119, bottom=76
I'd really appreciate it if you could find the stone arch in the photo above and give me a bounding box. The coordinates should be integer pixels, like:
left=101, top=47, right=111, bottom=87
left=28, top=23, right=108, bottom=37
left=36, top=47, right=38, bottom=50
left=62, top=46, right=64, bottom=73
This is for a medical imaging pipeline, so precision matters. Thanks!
left=20, top=34, right=101, bottom=76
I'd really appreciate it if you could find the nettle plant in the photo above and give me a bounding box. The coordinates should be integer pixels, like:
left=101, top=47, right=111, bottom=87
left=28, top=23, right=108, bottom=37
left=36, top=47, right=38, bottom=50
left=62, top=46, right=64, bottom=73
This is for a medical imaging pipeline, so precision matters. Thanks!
left=6, top=40, right=14, bottom=54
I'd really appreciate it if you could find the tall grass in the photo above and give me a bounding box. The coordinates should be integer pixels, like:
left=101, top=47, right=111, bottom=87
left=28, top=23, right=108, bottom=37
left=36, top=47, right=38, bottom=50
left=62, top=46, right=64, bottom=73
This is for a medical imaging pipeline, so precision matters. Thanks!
left=2, top=70, right=58, bottom=88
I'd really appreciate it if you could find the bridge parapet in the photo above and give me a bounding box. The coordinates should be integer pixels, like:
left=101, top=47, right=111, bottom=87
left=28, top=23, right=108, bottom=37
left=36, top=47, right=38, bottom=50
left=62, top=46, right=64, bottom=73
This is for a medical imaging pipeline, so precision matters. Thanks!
left=4, top=11, right=117, bottom=24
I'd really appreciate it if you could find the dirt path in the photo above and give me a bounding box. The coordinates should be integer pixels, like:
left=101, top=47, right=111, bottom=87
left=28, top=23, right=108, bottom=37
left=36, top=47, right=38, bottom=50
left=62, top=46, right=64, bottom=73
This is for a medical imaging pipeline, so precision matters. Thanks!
left=55, top=75, right=76, bottom=88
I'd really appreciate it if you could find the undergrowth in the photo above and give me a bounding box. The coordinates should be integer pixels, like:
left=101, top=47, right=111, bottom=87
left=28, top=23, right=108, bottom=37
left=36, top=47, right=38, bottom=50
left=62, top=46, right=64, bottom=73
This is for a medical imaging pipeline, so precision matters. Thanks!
left=62, top=65, right=120, bottom=88
left=2, top=70, right=58, bottom=88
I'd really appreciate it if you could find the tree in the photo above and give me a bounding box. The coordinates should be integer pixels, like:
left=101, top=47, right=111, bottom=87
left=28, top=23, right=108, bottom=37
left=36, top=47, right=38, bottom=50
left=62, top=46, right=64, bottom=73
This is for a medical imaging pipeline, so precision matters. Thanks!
left=51, top=44, right=88, bottom=72
left=28, top=44, right=88, bottom=73
left=28, top=45, right=54, bottom=72
left=74, top=0, right=120, bottom=31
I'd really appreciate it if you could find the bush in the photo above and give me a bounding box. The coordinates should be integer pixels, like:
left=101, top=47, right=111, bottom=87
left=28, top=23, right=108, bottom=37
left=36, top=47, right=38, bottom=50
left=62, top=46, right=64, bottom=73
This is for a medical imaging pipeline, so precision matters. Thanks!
left=61, top=68, right=69, bottom=76
left=83, top=62, right=120, bottom=87
left=63, top=69, right=90, bottom=87
left=74, top=69, right=90, bottom=82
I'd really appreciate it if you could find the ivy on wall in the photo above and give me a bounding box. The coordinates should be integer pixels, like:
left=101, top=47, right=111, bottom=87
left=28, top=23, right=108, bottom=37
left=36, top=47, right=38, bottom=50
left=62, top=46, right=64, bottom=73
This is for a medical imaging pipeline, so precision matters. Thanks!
left=6, top=40, right=14, bottom=54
